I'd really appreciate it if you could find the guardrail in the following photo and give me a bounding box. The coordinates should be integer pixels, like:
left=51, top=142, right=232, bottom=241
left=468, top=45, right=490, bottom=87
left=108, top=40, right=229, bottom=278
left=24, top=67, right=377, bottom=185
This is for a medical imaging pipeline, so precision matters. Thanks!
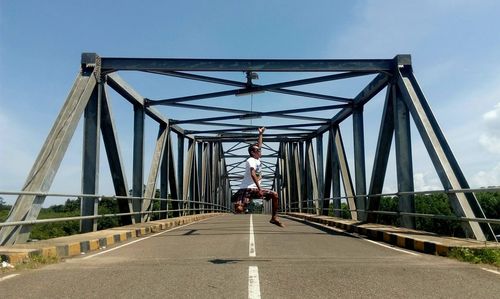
left=0, top=190, right=231, bottom=228
left=282, top=186, right=500, bottom=226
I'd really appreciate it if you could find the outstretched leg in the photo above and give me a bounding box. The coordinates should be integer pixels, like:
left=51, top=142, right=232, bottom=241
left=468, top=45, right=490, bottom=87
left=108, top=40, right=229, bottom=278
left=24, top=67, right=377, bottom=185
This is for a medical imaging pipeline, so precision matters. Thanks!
left=262, top=190, right=284, bottom=227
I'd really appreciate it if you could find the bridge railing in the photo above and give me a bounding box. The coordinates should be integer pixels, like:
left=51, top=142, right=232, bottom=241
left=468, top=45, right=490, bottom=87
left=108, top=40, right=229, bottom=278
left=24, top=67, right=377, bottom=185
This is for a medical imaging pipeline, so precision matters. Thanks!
left=283, top=186, right=500, bottom=241
left=0, top=190, right=231, bottom=228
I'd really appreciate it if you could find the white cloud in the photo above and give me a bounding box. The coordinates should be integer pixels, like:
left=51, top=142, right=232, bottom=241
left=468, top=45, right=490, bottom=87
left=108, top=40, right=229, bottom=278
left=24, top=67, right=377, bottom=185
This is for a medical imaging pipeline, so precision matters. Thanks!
left=413, top=172, right=441, bottom=191
left=479, top=102, right=500, bottom=154
left=472, top=162, right=500, bottom=188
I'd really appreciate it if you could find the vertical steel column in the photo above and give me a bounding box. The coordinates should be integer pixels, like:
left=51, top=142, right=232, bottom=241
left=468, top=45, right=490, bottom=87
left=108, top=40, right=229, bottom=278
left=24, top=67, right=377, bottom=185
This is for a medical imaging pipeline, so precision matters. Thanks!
left=213, top=142, right=219, bottom=212
left=215, top=142, right=222, bottom=212
left=177, top=134, right=185, bottom=216
left=81, top=81, right=102, bottom=232
left=281, top=143, right=287, bottom=212
left=183, top=138, right=195, bottom=215
left=132, top=104, right=145, bottom=223
left=316, top=135, right=325, bottom=216
left=273, top=159, right=280, bottom=213
left=197, top=142, right=204, bottom=213
left=277, top=142, right=286, bottom=212
left=299, top=141, right=306, bottom=213
left=160, top=128, right=171, bottom=219
left=292, top=142, right=303, bottom=213
left=279, top=141, right=290, bottom=212
left=323, top=131, right=333, bottom=216
left=305, top=141, right=312, bottom=213
left=201, top=142, right=208, bottom=213
left=394, top=86, right=415, bottom=228
left=206, top=142, right=213, bottom=212
left=167, top=136, right=179, bottom=217
left=220, top=143, right=227, bottom=211
left=306, top=140, right=320, bottom=215
left=353, top=106, right=367, bottom=221
left=285, top=142, right=292, bottom=212
left=219, top=147, right=228, bottom=212
left=192, top=139, right=200, bottom=214
left=210, top=142, right=216, bottom=212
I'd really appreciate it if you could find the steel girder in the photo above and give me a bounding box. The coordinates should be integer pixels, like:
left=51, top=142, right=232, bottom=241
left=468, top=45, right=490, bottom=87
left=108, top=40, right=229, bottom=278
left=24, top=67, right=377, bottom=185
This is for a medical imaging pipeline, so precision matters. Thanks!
left=0, top=71, right=97, bottom=245
left=2, top=53, right=494, bottom=246
left=397, top=67, right=494, bottom=240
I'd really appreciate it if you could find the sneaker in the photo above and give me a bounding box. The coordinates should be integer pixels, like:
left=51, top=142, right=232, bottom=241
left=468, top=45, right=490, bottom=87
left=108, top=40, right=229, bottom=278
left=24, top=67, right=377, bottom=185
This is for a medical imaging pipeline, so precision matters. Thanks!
left=269, top=219, right=285, bottom=227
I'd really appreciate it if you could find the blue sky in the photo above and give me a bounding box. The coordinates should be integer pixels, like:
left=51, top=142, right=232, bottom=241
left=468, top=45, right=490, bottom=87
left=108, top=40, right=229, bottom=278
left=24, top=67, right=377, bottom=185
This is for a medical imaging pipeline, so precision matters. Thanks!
left=1, top=0, right=500, bottom=205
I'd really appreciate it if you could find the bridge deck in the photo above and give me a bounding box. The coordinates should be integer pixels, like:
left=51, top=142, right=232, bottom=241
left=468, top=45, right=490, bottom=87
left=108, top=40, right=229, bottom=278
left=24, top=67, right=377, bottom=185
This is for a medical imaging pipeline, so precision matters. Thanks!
left=1, top=214, right=499, bottom=298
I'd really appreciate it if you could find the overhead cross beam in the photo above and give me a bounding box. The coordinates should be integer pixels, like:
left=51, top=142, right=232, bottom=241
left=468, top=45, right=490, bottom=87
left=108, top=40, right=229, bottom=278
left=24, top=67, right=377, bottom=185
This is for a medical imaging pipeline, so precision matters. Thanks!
left=146, top=72, right=377, bottom=105
left=171, top=104, right=348, bottom=124
left=91, top=56, right=407, bottom=72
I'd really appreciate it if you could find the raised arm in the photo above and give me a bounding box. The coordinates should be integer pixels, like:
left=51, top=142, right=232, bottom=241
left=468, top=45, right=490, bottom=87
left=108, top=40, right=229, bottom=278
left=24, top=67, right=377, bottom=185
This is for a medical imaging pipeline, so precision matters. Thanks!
left=258, top=127, right=265, bottom=149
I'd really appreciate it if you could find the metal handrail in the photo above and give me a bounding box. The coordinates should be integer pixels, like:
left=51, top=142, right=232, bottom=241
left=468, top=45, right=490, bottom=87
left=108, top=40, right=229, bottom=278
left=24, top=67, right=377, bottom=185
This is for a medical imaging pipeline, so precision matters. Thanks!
left=280, top=186, right=500, bottom=225
left=0, top=190, right=231, bottom=227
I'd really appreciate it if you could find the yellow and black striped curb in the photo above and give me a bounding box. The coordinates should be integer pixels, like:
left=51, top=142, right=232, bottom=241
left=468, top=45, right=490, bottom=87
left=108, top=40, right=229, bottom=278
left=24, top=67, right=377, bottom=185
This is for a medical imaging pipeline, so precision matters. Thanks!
left=283, top=212, right=499, bottom=256
left=0, top=213, right=225, bottom=265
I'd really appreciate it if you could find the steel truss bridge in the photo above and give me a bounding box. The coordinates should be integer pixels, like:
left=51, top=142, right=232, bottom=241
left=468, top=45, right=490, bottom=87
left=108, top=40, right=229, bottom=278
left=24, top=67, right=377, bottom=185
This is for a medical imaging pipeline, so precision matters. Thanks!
left=0, top=54, right=497, bottom=246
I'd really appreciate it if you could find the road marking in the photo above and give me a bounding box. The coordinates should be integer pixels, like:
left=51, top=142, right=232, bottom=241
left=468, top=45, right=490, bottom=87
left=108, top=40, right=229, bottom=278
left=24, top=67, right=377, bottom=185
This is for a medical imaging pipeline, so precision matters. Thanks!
left=0, top=274, right=19, bottom=282
left=82, top=218, right=211, bottom=260
left=285, top=215, right=420, bottom=257
left=248, top=266, right=261, bottom=299
left=249, top=214, right=256, bottom=257
left=481, top=267, right=500, bottom=275
left=362, top=238, right=420, bottom=256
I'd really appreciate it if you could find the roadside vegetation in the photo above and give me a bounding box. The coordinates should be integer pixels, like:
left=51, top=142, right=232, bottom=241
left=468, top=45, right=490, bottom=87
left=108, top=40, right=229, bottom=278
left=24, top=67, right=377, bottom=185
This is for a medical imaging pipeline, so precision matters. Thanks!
left=448, top=247, right=500, bottom=267
left=1, top=192, right=499, bottom=266
left=329, top=191, right=500, bottom=266
left=330, top=191, right=499, bottom=238
left=0, top=192, right=173, bottom=240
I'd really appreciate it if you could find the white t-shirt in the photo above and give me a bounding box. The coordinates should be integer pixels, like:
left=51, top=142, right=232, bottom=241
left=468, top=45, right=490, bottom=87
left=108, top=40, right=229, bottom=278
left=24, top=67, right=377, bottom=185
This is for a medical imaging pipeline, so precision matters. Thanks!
left=239, top=157, right=262, bottom=189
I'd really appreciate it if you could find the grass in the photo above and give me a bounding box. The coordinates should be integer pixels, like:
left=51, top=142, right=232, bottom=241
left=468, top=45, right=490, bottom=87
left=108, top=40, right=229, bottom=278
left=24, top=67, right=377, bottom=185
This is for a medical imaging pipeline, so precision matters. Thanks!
left=1, top=254, right=61, bottom=273
left=448, top=247, right=500, bottom=267
left=0, top=210, right=9, bottom=222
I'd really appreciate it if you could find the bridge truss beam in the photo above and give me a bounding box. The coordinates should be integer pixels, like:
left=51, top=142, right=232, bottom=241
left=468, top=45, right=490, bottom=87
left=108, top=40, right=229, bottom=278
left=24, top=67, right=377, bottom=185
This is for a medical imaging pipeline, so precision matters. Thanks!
left=0, top=54, right=495, bottom=245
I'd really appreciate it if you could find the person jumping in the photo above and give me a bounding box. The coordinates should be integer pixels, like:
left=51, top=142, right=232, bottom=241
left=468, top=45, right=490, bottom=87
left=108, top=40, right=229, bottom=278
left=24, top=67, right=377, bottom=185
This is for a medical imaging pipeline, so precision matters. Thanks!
left=231, top=127, right=284, bottom=227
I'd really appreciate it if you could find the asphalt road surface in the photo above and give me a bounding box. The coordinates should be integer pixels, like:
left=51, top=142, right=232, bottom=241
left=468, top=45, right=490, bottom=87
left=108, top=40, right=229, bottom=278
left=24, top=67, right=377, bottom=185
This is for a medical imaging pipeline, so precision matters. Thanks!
left=1, top=214, right=499, bottom=298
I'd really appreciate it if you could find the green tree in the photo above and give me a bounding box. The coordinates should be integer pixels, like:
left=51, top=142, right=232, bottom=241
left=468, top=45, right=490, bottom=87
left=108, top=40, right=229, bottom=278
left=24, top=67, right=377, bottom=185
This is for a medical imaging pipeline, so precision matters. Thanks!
left=377, top=196, right=399, bottom=226
left=415, top=193, right=463, bottom=237
left=97, top=197, right=119, bottom=230
left=476, top=191, right=500, bottom=235
left=0, top=196, right=12, bottom=222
